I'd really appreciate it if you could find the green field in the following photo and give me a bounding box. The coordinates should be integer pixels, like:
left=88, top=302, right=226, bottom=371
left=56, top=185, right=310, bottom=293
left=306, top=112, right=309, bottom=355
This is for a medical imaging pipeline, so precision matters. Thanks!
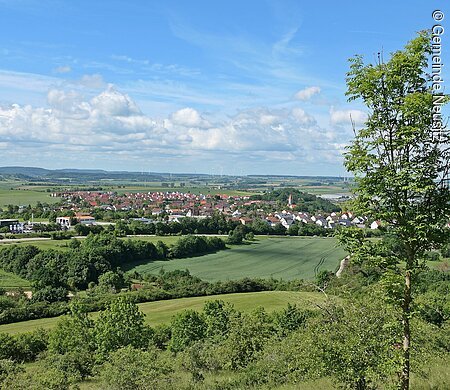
left=0, top=235, right=181, bottom=251
left=0, top=290, right=323, bottom=334
left=0, top=238, right=73, bottom=251
left=0, top=269, right=30, bottom=289
left=0, top=236, right=347, bottom=285
left=126, top=236, right=347, bottom=281
left=127, top=235, right=188, bottom=245
left=0, top=188, right=60, bottom=206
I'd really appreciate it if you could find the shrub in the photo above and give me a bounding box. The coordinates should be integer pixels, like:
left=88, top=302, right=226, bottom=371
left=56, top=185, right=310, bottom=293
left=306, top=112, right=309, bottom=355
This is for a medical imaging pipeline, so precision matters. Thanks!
left=169, top=310, right=206, bottom=353
left=99, top=346, right=174, bottom=390
left=94, top=297, right=152, bottom=357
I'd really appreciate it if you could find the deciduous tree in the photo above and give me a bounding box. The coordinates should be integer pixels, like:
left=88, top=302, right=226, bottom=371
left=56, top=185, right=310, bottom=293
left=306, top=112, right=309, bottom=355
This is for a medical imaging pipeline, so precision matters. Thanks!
left=340, top=31, right=450, bottom=389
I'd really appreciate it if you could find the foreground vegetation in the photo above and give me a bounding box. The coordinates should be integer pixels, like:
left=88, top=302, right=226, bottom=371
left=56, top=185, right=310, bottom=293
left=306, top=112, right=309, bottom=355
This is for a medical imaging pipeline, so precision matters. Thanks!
left=0, top=263, right=448, bottom=389
left=0, top=290, right=322, bottom=334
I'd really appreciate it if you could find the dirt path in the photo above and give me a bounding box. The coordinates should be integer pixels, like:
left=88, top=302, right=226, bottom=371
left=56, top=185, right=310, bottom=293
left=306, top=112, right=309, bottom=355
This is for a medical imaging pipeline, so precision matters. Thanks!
left=336, top=255, right=351, bottom=277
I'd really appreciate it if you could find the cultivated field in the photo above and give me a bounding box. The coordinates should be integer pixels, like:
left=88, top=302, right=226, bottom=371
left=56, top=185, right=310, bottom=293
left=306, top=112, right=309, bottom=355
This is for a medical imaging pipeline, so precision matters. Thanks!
left=0, top=188, right=59, bottom=207
left=126, top=236, right=347, bottom=281
left=0, top=290, right=323, bottom=334
left=0, top=236, right=347, bottom=285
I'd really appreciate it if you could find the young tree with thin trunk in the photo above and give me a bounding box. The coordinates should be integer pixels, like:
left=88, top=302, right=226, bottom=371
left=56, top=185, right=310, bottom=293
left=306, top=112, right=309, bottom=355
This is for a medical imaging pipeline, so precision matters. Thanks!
left=339, top=31, right=450, bottom=389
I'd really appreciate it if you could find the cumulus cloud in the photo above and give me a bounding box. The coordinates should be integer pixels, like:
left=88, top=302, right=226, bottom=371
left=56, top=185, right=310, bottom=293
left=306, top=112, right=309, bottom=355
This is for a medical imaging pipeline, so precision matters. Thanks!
left=170, top=107, right=210, bottom=128
left=330, top=108, right=367, bottom=125
left=91, top=85, right=141, bottom=117
left=294, top=86, right=321, bottom=101
left=259, top=114, right=280, bottom=126
left=0, top=85, right=351, bottom=170
left=291, top=107, right=316, bottom=127
left=47, top=89, right=90, bottom=119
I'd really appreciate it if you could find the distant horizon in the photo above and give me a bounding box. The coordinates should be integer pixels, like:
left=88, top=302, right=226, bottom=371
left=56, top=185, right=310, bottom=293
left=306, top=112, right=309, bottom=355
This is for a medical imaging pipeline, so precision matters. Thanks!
left=0, top=165, right=354, bottom=179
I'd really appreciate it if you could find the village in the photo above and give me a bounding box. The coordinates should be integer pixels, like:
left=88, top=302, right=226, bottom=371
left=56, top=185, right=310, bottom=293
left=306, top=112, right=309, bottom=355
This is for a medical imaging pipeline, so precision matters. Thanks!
left=31, top=190, right=381, bottom=231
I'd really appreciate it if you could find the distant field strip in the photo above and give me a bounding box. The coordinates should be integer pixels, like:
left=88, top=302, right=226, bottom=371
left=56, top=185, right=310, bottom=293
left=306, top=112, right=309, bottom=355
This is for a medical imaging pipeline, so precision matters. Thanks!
left=125, top=236, right=347, bottom=281
left=0, top=188, right=60, bottom=206
left=0, top=291, right=324, bottom=334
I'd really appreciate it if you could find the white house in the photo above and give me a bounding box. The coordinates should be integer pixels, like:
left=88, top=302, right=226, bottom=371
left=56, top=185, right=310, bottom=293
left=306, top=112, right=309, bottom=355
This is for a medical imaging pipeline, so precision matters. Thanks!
left=338, top=219, right=352, bottom=227
left=370, top=220, right=382, bottom=229
left=315, top=217, right=328, bottom=227
left=280, top=217, right=294, bottom=229
left=56, top=217, right=71, bottom=228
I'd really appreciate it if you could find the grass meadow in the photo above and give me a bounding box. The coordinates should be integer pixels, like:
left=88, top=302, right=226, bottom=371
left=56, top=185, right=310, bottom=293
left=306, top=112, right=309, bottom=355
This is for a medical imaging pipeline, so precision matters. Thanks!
left=0, top=290, right=323, bottom=334
left=0, top=269, right=30, bottom=289
left=0, top=188, right=60, bottom=206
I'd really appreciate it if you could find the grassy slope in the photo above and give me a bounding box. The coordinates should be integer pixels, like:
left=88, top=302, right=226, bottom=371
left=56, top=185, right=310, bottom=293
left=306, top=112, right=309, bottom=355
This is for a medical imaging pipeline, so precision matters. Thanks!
left=0, top=239, right=72, bottom=251
left=0, top=235, right=181, bottom=250
left=0, top=269, right=30, bottom=289
left=0, top=290, right=323, bottom=334
left=125, top=236, right=347, bottom=282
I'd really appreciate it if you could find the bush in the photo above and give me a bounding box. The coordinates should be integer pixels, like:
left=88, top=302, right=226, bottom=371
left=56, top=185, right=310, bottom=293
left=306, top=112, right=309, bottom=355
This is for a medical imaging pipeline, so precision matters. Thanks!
left=0, top=329, right=48, bottom=363
left=99, top=346, right=174, bottom=390
left=44, top=349, right=95, bottom=383
left=14, top=329, right=48, bottom=362
left=0, top=333, right=17, bottom=361
left=272, top=303, right=314, bottom=337
left=227, top=227, right=244, bottom=245
left=169, top=310, right=206, bottom=353
left=31, top=287, right=68, bottom=304
left=94, top=297, right=152, bottom=357
left=203, top=300, right=235, bottom=339
left=424, top=251, right=441, bottom=262
left=152, top=324, right=172, bottom=350
left=221, top=308, right=274, bottom=369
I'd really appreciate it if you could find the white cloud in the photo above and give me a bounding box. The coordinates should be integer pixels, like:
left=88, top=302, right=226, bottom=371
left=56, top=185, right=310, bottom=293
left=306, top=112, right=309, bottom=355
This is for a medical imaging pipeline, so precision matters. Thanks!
left=79, top=74, right=106, bottom=89
left=53, top=66, right=72, bottom=74
left=170, top=107, right=210, bottom=128
left=291, top=107, right=316, bottom=127
left=330, top=108, right=367, bottom=125
left=294, top=86, right=321, bottom=101
left=47, top=89, right=90, bottom=119
left=0, top=70, right=59, bottom=93
left=111, top=55, right=150, bottom=66
left=91, top=85, right=141, bottom=117
left=0, top=85, right=352, bottom=172
left=259, top=114, right=279, bottom=126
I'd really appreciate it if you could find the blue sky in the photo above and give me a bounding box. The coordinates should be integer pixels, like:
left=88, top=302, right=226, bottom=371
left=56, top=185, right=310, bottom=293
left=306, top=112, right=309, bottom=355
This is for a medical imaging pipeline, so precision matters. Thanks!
left=0, top=0, right=447, bottom=175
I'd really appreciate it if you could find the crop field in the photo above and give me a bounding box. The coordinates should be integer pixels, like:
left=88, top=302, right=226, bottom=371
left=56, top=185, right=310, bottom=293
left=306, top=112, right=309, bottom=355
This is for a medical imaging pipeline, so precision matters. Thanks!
left=0, top=269, right=30, bottom=289
left=125, top=236, right=347, bottom=281
left=0, top=188, right=60, bottom=206
left=0, top=290, right=323, bottom=334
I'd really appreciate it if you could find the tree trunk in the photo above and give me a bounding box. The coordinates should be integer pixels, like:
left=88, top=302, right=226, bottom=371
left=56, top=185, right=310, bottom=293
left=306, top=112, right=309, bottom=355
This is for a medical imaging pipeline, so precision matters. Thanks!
left=400, top=270, right=411, bottom=390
